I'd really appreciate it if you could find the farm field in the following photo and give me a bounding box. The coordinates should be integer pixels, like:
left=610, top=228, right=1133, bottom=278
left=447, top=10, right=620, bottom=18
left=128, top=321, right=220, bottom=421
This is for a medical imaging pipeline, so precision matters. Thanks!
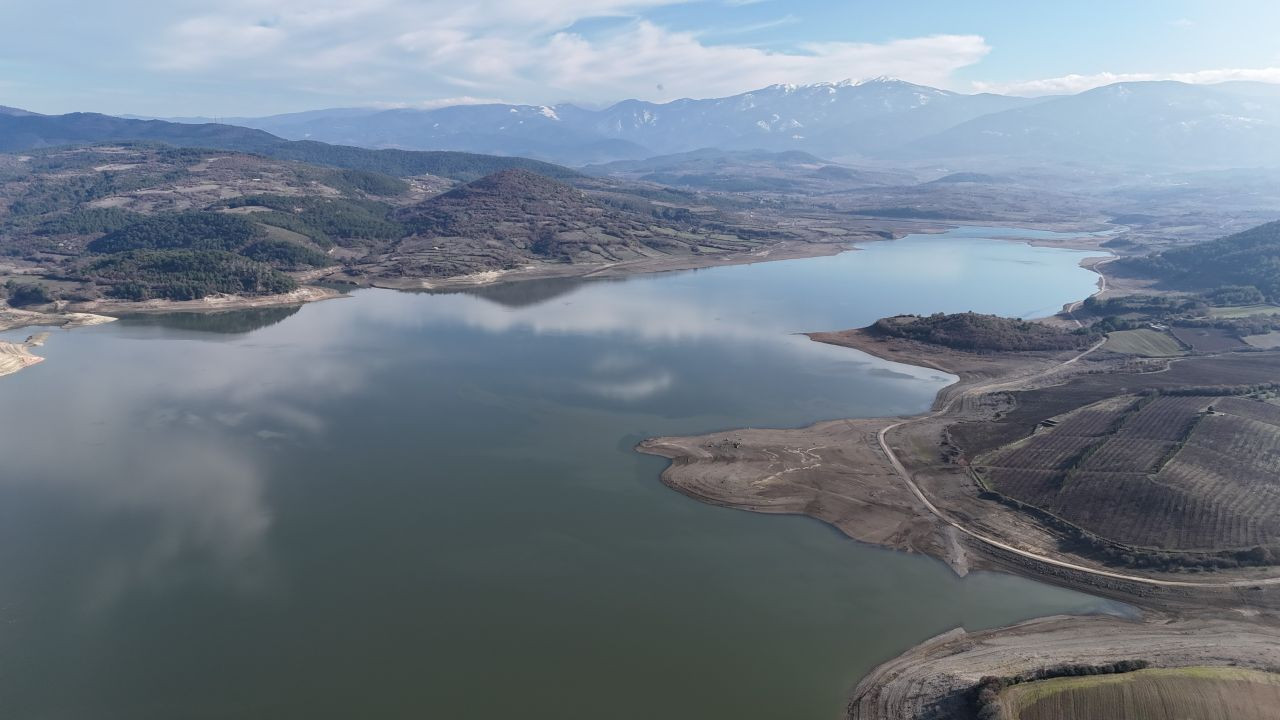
left=1102, top=328, right=1184, bottom=356
left=951, top=351, right=1280, bottom=457
left=1003, top=667, right=1280, bottom=720
left=1206, top=303, right=1280, bottom=318
left=978, top=392, right=1280, bottom=551
left=1168, top=325, right=1248, bottom=352
left=1244, top=331, right=1280, bottom=348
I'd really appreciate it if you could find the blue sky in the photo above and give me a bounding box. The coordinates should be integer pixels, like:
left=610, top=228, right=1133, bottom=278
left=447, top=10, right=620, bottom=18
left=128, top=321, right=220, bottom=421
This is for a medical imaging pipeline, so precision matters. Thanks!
left=3, top=0, right=1279, bottom=116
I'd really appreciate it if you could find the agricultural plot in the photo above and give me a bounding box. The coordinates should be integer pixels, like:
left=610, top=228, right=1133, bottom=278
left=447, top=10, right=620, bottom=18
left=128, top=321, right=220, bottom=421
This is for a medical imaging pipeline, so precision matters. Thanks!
left=1115, top=396, right=1210, bottom=441
left=1102, top=328, right=1184, bottom=357
left=1168, top=326, right=1248, bottom=352
left=951, top=352, right=1280, bottom=463
left=1078, top=438, right=1176, bottom=473
left=1243, top=331, right=1280, bottom=348
left=982, top=468, right=1064, bottom=508
left=979, top=393, right=1280, bottom=551
left=1040, top=396, right=1138, bottom=436
left=1206, top=303, right=1280, bottom=318
left=1004, top=667, right=1280, bottom=720
left=1185, top=414, right=1280, bottom=475
left=989, top=435, right=1099, bottom=471
left=1215, top=396, right=1280, bottom=426
left=1155, top=449, right=1280, bottom=549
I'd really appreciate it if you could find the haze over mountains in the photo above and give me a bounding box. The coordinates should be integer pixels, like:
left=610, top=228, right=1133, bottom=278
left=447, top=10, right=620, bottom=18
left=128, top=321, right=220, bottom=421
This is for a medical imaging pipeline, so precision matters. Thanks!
left=7, top=78, right=1280, bottom=173
left=208, top=79, right=1029, bottom=164
left=125, top=78, right=1280, bottom=171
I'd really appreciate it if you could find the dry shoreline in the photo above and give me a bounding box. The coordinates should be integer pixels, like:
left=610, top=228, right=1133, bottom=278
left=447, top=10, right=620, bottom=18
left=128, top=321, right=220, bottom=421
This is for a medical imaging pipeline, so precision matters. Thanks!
left=0, top=332, right=50, bottom=378
left=63, top=285, right=345, bottom=316
left=636, top=255, right=1280, bottom=718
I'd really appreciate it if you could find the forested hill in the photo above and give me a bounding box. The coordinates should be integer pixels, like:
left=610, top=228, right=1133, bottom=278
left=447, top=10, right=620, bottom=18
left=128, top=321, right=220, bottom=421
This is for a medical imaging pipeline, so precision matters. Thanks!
left=870, top=312, right=1097, bottom=351
left=0, top=113, right=578, bottom=182
left=1113, top=220, right=1280, bottom=300
left=0, top=143, right=782, bottom=305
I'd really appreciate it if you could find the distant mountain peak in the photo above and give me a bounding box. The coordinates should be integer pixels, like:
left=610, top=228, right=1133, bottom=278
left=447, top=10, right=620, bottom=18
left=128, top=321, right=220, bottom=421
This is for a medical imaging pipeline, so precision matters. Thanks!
left=131, top=77, right=1035, bottom=163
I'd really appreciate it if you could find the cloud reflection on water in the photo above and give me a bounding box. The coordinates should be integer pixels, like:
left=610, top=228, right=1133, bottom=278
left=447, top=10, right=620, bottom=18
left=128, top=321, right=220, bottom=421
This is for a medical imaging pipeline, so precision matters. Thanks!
left=0, top=231, right=1106, bottom=607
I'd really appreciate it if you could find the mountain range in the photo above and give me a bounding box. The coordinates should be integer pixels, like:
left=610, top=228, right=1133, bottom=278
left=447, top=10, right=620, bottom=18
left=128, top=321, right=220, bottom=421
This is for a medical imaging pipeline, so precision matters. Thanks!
left=126, top=78, right=1280, bottom=170
left=7, top=79, right=1280, bottom=171
left=159, top=78, right=1031, bottom=164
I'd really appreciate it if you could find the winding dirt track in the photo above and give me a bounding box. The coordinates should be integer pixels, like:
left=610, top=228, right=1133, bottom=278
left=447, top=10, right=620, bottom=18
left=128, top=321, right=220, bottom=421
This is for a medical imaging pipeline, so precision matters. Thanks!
left=876, top=338, right=1280, bottom=589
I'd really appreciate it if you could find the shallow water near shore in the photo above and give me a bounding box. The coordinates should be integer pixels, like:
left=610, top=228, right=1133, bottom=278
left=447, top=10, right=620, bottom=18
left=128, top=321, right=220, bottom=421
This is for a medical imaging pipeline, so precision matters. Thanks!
left=0, top=229, right=1123, bottom=719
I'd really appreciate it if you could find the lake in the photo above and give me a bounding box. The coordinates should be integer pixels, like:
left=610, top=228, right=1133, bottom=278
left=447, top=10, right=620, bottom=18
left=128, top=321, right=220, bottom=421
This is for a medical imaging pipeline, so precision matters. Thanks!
left=0, top=229, right=1124, bottom=719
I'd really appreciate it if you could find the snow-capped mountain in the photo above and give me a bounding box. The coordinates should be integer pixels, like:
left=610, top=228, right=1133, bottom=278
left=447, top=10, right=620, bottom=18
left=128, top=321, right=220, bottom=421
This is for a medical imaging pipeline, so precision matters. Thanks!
left=221, top=78, right=1035, bottom=164
left=151, top=79, right=1280, bottom=170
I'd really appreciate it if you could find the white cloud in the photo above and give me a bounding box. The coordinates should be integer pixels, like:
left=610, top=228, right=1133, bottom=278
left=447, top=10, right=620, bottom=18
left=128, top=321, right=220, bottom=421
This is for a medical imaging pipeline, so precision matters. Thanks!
left=974, top=67, right=1280, bottom=96
left=146, top=1, right=989, bottom=105
left=532, top=25, right=988, bottom=100
left=157, top=15, right=285, bottom=71
left=373, top=96, right=512, bottom=110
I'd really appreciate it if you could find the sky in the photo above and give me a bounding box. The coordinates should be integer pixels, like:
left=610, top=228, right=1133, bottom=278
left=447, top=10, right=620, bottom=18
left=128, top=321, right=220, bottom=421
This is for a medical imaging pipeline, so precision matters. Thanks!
left=3, top=0, right=1280, bottom=116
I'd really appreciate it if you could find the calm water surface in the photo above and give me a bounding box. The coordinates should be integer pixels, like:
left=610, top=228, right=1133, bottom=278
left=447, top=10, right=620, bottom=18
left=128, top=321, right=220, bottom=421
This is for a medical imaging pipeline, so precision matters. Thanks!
left=0, top=229, right=1123, bottom=719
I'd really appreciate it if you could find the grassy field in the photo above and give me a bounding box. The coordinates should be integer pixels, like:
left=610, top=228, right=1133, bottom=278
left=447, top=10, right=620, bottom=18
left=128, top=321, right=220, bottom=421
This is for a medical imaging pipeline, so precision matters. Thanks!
left=1244, top=331, right=1280, bottom=348
left=1103, top=329, right=1184, bottom=357
left=1003, top=666, right=1280, bottom=720
left=1207, top=303, right=1280, bottom=318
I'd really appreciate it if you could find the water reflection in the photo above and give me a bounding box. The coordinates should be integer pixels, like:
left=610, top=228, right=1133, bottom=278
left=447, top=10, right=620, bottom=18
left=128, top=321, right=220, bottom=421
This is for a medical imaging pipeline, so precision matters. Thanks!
left=450, top=275, right=600, bottom=307
left=0, top=228, right=1120, bottom=720
left=116, top=305, right=303, bottom=334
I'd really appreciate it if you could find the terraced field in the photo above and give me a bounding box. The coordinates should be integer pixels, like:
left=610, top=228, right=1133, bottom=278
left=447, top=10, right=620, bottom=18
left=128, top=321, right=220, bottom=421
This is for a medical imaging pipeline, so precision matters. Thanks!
left=1003, top=667, right=1280, bottom=720
left=978, top=393, right=1280, bottom=551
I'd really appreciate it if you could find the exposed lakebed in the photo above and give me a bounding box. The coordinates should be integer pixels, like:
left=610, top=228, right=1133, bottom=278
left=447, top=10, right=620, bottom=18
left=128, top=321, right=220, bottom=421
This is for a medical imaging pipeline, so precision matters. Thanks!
left=0, top=228, right=1123, bottom=719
